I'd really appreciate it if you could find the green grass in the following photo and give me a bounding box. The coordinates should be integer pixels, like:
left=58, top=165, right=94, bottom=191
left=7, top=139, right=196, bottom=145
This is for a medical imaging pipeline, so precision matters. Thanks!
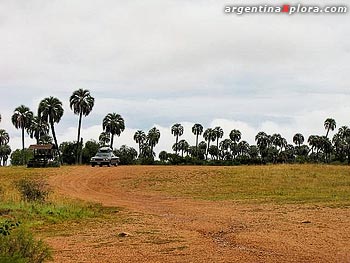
left=127, top=164, right=350, bottom=205
left=0, top=166, right=117, bottom=229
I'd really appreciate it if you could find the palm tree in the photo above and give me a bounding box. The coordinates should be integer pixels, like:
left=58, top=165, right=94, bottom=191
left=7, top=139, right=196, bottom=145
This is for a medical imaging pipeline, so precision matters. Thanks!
left=293, top=133, right=304, bottom=147
left=255, top=131, right=269, bottom=160
left=177, top=139, right=189, bottom=157
left=0, top=144, right=11, bottom=166
left=38, top=97, right=64, bottom=152
left=147, top=127, right=160, bottom=155
left=324, top=118, right=336, bottom=138
left=0, top=130, right=9, bottom=146
left=308, top=135, right=321, bottom=155
left=11, top=105, right=33, bottom=152
left=133, top=130, right=146, bottom=157
left=159, top=151, right=168, bottom=162
left=213, top=126, right=224, bottom=159
left=229, top=129, right=241, bottom=143
left=70, top=89, right=95, bottom=163
left=271, top=134, right=287, bottom=153
left=102, top=113, right=125, bottom=149
left=27, top=116, right=49, bottom=144
left=220, top=139, right=232, bottom=157
left=192, top=123, right=203, bottom=157
left=171, top=123, right=184, bottom=154
left=237, top=141, right=250, bottom=156
left=99, top=132, right=110, bottom=146
left=203, top=128, right=216, bottom=159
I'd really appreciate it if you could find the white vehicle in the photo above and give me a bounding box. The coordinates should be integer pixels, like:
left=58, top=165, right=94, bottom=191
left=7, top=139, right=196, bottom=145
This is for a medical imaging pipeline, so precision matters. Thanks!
left=90, top=147, right=119, bottom=167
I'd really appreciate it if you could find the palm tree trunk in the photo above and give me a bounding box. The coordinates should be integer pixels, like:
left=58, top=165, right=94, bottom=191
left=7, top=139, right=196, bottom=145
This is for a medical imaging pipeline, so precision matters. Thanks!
left=110, top=134, right=114, bottom=149
left=206, top=141, right=210, bottom=160
left=76, top=111, right=83, bottom=164
left=175, top=135, right=179, bottom=154
left=138, top=143, right=141, bottom=158
left=195, top=134, right=199, bottom=158
left=21, top=127, right=25, bottom=164
left=326, top=128, right=330, bottom=138
left=50, top=118, right=61, bottom=163
left=216, top=138, right=219, bottom=160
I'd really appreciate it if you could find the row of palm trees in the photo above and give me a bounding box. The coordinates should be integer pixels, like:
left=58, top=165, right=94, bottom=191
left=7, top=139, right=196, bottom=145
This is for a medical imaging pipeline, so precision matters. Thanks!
left=9, top=89, right=126, bottom=164
left=153, top=118, right=348, bottom=164
left=132, top=128, right=161, bottom=158
left=2, top=87, right=349, bottom=165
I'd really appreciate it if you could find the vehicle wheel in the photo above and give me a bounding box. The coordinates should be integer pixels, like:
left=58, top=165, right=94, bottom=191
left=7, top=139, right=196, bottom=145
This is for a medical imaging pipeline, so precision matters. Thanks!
left=99, top=164, right=102, bottom=167
left=107, top=163, right=111, bottom=167
left=91, top=164, right=95, bottom=167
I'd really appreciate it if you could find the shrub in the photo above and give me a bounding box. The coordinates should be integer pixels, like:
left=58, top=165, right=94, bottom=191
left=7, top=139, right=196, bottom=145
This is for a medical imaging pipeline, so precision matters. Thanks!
left=15, top=179, right=49, bottom=203
left=0, top=226, right=51, bottom=263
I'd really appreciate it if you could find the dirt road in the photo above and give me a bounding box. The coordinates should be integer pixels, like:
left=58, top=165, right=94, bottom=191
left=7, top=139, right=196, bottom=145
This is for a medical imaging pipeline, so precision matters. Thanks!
left=47, top=166, right=350, bottom=262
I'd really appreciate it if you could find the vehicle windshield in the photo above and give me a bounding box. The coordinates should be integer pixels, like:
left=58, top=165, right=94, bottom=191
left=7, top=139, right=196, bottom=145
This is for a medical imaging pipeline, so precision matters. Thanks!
left=95, top=152, right=110, bottom=157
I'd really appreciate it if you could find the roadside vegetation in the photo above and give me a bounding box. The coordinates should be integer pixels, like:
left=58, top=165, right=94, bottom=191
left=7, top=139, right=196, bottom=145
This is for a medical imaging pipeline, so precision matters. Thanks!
left=0, top=167, right=118, bottom=262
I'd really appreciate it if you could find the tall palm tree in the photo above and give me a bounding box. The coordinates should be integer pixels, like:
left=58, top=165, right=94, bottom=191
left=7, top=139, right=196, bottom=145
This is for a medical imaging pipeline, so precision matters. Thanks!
left=293, top=133, right=304, bottom=147
left=70, top=89, right=95, bottom=163
left=192, top=123, right=203, bottom=157
left=255, top=131, right=269, bottom=160
left=27, top=116, right=49, bottom=144
left=0, top=130, right=10, bottom=146
left=11, top=105, right=33, bottom=152
left=307, top=135, right=319, bottom=154
left=203, top=128, right=216, bottom=159
left=99, top=131, right=110, bottom=146
left=220, top=138, right=232, bottom=155
left=38, top=97, right=64, bottom=152
left=0, top=144, right=11, bottom=166
left=271, top=134, right=287, bottom=153
left=171, top=123, right=184, bottom=154
left=133, top=130, right=146, bottom=157
left=324, top=118, right=336, bottom=138
left=102, top=113, right=125, bottom=149
left=177, top=139, right=189, bottom=157
left=213, top=126, right=223, bottom=159
left=147, top=127, right=160, bottom=155
left=237, top=141, right=250, bottom=156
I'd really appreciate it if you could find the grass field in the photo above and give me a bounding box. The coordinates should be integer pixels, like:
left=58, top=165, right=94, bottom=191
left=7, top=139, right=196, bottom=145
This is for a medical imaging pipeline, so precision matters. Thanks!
left=126, top=164, right=350, bottom=205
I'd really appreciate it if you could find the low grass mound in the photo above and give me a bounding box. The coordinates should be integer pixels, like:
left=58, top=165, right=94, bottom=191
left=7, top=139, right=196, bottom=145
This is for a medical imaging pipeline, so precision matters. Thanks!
left=127, top=165, right=350, bottom=205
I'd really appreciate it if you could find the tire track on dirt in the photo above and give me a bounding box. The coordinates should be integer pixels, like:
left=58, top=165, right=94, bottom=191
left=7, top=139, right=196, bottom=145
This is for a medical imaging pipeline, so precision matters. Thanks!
left=47, top=166, right=350, bottom=263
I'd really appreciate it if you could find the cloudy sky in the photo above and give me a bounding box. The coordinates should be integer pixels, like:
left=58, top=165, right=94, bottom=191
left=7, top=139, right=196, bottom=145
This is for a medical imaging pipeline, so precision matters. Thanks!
left=0, top=0, right=349, bottom=155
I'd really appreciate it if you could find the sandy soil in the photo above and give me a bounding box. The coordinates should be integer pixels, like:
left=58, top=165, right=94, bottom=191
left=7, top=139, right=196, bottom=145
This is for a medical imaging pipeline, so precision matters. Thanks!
left=46, top=166, right=350, bottom=262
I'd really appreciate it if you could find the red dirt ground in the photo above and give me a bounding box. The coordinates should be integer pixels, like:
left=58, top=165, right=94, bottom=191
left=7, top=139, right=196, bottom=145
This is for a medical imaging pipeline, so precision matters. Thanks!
left=46, top=166, right=350, bottom=262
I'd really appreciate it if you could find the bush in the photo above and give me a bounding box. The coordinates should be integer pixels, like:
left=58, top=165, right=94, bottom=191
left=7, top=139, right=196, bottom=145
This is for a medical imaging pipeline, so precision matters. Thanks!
left=10, top=149, right=34, bottom=166
left=15, top=179, right=49, bottom=203
left=0, top=226, right=51, bottom=263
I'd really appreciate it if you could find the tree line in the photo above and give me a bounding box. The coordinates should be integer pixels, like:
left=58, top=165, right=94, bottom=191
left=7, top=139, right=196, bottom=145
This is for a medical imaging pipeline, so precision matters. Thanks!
left=0, top=89, right=349, bottom=166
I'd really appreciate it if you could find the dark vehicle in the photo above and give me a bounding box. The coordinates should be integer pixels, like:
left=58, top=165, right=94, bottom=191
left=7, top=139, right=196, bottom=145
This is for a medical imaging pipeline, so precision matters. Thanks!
left=90, top=147, right=119, bottom=167
left=27, top=144, right=60, bottom=168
